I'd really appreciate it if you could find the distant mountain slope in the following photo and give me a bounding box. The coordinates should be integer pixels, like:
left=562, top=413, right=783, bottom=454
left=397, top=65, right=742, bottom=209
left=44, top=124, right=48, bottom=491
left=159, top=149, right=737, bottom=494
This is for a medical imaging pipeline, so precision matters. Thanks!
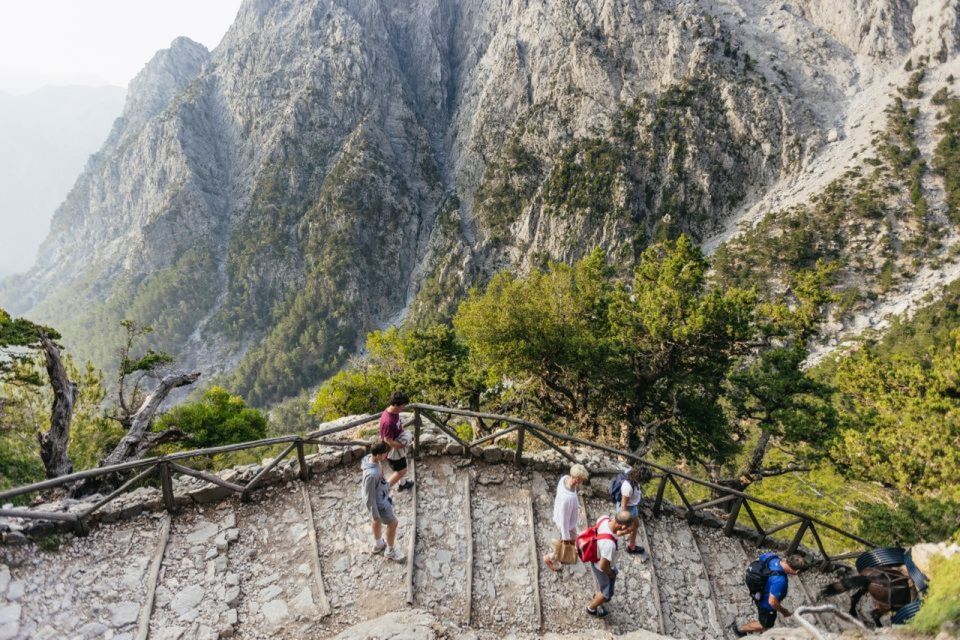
left=3, top=0, right=959, bottom=407
left=0, top=85, right=125, bottom=275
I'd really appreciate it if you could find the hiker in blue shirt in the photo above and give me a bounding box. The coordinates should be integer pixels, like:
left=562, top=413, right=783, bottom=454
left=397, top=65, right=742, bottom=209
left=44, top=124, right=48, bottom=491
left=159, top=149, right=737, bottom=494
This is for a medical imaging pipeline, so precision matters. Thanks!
left=732, top=552, right=807, bottom=636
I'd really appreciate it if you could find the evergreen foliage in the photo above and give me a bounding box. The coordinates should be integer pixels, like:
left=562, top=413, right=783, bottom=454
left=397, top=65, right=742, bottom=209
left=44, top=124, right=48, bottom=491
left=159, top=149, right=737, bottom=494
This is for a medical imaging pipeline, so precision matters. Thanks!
left=155, top=386, right=268, bottom=448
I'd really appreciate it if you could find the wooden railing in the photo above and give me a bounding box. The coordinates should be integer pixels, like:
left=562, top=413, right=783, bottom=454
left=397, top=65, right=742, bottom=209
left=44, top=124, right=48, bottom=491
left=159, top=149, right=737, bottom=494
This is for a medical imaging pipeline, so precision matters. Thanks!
left=0, top=403, right=876, bottom=565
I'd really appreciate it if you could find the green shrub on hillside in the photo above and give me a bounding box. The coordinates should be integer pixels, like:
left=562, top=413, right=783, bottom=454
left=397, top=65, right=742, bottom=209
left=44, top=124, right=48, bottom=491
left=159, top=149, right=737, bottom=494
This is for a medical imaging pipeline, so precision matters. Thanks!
left=155, top=386, right=267, bottom=448
left=911, top=554, right=960, bottom=634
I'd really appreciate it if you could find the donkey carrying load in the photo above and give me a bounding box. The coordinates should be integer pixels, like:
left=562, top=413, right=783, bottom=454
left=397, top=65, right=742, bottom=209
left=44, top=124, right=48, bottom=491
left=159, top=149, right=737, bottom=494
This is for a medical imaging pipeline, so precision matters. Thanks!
left=819, top=546, right=933, bottom=626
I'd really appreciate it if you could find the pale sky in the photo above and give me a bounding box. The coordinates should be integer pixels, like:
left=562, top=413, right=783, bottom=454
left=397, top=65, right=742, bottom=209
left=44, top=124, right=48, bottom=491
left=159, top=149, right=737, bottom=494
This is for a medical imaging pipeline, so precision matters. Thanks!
left=0, top=0, right=243, bottom=94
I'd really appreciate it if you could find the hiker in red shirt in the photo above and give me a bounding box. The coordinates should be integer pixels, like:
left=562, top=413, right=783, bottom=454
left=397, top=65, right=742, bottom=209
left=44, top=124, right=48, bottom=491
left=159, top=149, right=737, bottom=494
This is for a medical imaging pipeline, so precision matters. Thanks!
left=379, top=391, right=414, bottom=491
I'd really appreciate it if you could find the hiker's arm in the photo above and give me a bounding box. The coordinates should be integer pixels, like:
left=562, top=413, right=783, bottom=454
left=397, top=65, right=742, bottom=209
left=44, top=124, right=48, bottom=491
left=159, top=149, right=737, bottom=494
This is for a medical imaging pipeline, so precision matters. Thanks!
left=768, top=595, right=791, bottom=617
left=383, top=436, right=404, bottom=450
left=620, top=492, right=628, bottom=510
left=364, top=476, right=380, bottom=520
left=598, top=558, right=614, bottom=577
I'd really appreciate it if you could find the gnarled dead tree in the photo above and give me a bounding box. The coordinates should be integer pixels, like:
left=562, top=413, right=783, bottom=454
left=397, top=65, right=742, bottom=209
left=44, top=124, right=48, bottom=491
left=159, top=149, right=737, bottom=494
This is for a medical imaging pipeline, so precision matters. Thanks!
left=99, top=370, right=200, bottom=467
left=73, top=370, right=200, bottom=496
left=36, top=334, right=77, bottom=479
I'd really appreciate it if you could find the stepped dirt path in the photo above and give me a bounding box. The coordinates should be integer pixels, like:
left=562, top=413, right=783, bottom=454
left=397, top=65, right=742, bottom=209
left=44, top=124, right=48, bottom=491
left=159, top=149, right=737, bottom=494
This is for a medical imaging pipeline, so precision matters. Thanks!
left=229, top=481, right=328, bottom=639
left=694, top=527, right=756, bottom=631
left=532, top=471, right=600, bottom=634
left=148, top=504, right=240, bottom=640
left=646, top=514, right=724, bottom=640
left=469, top=464, right=537, bottom=632
left=0, top=513, right=163, bottom=640
left=307, top=458, right=410, bottom=631
left=580, top=493, right=663, bottom=634
left=411, top=457, right=469, bottom=620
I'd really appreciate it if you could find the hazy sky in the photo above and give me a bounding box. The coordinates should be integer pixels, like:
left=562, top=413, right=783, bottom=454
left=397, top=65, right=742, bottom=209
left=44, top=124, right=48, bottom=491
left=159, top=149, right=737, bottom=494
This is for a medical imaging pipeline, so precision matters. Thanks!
left=0, top=0, right=242, bottom=94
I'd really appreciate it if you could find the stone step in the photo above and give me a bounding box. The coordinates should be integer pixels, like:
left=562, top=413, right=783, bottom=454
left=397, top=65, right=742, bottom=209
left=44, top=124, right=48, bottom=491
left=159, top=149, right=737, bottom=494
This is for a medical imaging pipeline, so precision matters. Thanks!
left=306, top=458, right=410, bottom=633
left=148, top=505, right=239, bottom=640
left=411, top=458, right=469, bottom=619
left=469, top=464, right=537, bottom=631
left=646, top=514, right=723, bottom=640
left=693, top=527, right=757, bottom=633
left=229, top=481, right=327, bottom=638
left=2, top=512, right=163, bottom=640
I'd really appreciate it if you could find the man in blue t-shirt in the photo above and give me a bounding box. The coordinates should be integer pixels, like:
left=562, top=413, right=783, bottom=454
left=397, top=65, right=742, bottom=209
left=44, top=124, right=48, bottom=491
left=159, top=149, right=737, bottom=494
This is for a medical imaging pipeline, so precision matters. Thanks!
left=732, top=553, right=807, bottom=636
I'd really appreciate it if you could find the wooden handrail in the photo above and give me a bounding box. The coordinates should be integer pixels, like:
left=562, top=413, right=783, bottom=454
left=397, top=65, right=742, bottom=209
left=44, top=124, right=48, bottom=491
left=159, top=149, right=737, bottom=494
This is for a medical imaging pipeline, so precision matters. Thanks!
left=0, top=402, right=877, bottom=557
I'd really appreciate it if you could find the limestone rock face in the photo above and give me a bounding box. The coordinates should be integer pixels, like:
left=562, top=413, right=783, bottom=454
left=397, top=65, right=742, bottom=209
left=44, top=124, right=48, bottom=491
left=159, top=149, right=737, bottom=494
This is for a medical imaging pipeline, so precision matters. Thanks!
left=3, top=0, right=958, bottom=404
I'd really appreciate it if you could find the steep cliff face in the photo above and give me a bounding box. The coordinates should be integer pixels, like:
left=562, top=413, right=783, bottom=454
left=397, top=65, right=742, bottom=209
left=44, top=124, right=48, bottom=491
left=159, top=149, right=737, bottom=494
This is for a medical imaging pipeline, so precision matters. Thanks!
left=3, top=0, right=958, bottom=406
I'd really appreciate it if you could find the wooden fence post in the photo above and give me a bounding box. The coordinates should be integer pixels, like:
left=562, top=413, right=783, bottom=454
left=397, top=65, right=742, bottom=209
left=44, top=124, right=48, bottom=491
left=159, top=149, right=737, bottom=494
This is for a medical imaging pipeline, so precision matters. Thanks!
left=788, top=520, right=810, bottom=555
left=159, top=462, right=176, bottom=513
left=724, top=496, right=744, bottom=536
left=652, top=474, right=668, bottom=516
left=514, top=427, right=525, bottom=466
left=413, top=409, right=422, bottom=460
left=296, top=440, right=310, bottom=481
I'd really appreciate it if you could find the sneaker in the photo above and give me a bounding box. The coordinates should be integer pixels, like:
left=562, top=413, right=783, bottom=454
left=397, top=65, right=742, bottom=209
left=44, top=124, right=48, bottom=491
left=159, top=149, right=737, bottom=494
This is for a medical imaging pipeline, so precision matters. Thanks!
left=586, top=605, right=609, bottom=618
left=730, top=622, right=747, bottom=638
left=384, top=546, right=406, bottom=562
left=397, top=479, right=415, bottom=492
left=372, top=538, right=386, bottom=554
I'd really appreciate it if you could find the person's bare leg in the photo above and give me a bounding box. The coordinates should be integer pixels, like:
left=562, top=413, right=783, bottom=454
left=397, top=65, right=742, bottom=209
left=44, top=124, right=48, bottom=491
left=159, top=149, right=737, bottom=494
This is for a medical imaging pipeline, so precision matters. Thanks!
left=387, top=467, right=407, bottom=487
left=386, top=520, right=398, bottom=548
left=739, top=620, right=764, bottom=634
left=589, top=592, right=606, bottom=610
left=629, top=527, right=638, bottom=548
left=372, top=520, right=382, bottom=542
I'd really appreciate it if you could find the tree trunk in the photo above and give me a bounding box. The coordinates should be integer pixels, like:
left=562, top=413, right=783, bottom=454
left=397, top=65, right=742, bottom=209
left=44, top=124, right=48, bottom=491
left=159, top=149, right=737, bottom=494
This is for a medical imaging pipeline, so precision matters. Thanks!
left=99, top=371, right=200, bottom=468
left=36, top=334, right=77, bottom=479
left=715, top=430, right=772, bottom=507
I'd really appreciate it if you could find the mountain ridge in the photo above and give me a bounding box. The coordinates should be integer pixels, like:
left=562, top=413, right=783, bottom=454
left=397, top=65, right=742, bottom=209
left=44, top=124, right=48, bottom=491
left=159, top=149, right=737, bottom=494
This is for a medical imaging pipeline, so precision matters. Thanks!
left=3, top=0, right=959, bottom=406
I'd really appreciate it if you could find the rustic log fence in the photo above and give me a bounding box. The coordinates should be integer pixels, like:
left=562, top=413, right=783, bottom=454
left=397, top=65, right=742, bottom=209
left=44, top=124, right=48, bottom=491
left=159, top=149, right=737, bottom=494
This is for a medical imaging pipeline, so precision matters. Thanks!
left=0, top=403, right=876, bottom=567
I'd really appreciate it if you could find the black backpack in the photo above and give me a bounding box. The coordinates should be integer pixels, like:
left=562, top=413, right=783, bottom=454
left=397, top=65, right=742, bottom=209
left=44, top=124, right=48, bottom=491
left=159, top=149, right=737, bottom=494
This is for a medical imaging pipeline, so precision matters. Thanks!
left=609, top=472, right=627, bottom=504
left=745, top=555, right=780, bottom=598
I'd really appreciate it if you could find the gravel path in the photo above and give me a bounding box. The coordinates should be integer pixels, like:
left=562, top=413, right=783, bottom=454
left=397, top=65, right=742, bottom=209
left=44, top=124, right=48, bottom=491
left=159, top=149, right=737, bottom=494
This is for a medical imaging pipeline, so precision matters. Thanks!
left=470, top=465, right=537, bottom=632
left=693, top=527, right=756, bottom=632
left=149, top=504, right=239, bottom=640
left=230, top=481, right=325, bottom=639
left=1, top=513, right=162, bottom=640
left=412, top=457, right=469, bottom=620
left=307, top=461, right=410, bottom=633
left=646, top=515, right=722, bottom=640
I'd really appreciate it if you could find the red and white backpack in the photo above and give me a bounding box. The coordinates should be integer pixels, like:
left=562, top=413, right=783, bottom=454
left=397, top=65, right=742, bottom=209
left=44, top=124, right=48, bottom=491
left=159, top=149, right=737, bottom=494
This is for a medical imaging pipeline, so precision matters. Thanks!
left=575, top=516, right=617, bottom=563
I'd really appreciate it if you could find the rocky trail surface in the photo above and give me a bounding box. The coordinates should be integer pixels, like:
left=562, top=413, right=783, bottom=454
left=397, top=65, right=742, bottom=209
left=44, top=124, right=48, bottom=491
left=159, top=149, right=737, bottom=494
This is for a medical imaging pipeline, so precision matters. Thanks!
left=0, top=448, right=867, bottom=640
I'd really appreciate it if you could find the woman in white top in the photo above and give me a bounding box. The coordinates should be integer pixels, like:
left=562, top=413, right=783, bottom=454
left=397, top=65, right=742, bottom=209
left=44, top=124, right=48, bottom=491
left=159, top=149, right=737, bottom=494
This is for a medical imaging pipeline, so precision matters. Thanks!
left=544, top=463, right=590, bottom=571
left=618, top=465, right=650, bottom=555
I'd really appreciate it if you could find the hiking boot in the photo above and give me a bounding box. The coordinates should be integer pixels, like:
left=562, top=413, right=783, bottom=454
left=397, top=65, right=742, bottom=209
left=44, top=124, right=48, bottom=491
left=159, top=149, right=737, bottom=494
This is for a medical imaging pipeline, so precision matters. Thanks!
left=397, top=479, right=415, bottom=492
left=372, top=538, right=386, bottom=554
left=586, top=605, right=609, bottom=618
left=384, top=547, right=406, bottom=562
left=730, top=622, right=747, bottom=638
left=626, top=545, right=646, bottom=555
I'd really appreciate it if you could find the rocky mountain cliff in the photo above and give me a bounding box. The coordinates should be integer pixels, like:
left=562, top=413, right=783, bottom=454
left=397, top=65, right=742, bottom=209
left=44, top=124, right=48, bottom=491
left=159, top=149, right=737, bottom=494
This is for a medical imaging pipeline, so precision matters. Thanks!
left=3, top=0, right=960, bottom=406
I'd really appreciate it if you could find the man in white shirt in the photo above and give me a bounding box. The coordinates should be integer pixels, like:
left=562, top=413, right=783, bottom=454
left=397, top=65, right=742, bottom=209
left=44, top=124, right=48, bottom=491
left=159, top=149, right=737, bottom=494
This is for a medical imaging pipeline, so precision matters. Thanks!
left=587, top=510, right=635, bottom=618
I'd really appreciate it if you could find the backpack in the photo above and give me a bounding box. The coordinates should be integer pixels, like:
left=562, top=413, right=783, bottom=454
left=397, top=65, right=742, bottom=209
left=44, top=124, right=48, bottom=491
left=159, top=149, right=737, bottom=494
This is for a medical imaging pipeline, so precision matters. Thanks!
left=609, top=472, right=627, bottom=504
left=745, top=554, right=782, bottom=598
left=576, top=517, right=617, bottom=564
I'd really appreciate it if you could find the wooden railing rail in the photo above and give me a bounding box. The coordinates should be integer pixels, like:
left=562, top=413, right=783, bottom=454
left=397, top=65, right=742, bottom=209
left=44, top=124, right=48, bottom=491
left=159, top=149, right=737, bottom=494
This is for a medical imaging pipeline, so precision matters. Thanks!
left=0, top=402, right=876, bottom=564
